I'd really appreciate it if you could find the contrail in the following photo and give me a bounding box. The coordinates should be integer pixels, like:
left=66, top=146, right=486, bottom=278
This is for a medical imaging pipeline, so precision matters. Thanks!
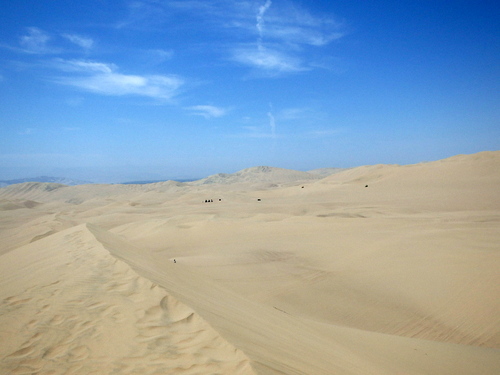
left=267, top=110, right=276, bottom=138
left=256, top=0, right=272, bottom=41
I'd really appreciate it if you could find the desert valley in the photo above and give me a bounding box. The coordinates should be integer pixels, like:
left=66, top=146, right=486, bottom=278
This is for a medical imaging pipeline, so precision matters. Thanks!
left=0, top=151, right=499, bottom=374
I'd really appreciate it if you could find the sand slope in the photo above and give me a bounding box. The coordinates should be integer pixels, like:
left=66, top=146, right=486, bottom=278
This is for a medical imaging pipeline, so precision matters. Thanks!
left=190, top=166, right=322, bottom=187
left=0, top=225, right=255, bottom=375
left=1, top=151, right=499, bottom=374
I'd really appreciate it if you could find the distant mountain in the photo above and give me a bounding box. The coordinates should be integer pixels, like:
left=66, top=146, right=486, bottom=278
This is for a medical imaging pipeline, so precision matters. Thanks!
left=0, top=176, right=93, bottom=187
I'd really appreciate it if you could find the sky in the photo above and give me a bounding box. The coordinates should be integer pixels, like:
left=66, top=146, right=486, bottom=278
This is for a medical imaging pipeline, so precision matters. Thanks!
left=0, top=0, right=499, bottom=183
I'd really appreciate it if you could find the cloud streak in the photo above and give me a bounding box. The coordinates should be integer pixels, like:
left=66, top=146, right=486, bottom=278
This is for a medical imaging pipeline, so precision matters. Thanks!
left=19, top=27, right=56, bottom=54
left=62, top=34, right=94, bottom=50
left=185, top=105, right=227, bottom=118
left=52, top=59, right=184, bottom=100
left=230, top=1, right=343, bottom=74
left=131, top=1, right=345, bottom=75
left=5, top=26, right=183, bottom=103
left=7, top=28, right=95, bottom=54
left=256, top=0, right=272, bottom=41
left=232, top=44, right=304, bottom=73
left=267, top=108, right=276, bottom=138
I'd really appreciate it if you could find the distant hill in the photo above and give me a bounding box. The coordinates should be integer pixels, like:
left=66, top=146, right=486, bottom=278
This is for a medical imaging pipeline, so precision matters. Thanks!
left=121, top=178, right=197, bottom=185
left=307, top=167, right=347, bottom=177
left=0, top=176, right=92, bottom=187
left=190, top=166, right=323, bottom=186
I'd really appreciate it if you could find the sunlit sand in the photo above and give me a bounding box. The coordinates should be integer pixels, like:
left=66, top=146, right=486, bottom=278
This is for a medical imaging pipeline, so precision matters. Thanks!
left=1, top=151, right=499, bottom=374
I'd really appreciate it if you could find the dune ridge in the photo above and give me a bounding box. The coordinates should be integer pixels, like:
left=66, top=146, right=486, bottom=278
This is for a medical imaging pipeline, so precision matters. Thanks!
left=191, top=166, right=323, bottom=187
left=1, top=151, right=499, bottom=374
left=0, top=224, right=256, bottom=375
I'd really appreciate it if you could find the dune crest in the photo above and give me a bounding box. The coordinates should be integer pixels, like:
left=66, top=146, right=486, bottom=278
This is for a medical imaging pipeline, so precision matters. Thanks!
left=0, top=225, right=256, bottom=375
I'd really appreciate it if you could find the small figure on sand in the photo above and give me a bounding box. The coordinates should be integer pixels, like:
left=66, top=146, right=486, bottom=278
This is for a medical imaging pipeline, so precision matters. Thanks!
left=173, top=259, right=176, bottom=263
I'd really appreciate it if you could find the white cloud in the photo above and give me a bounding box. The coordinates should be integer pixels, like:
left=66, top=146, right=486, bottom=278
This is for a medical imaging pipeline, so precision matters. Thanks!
left=52, top=59, right=184, bottom=100
left=186, top=105, right=227, bottom=118
left=264, top=25, right=344, bottom=46
left=147, top=49, right=174, bottom=62
left=122, top=1, right=343, bottom=74
left=232, top=44, right=305, bottom=73
left=19, top=27, right=56, bottom=54
left=19, top=128, right=36, bottom=135
left=267, top=110, right=276, bottom=138
left=164, top=1, right=218, bottom=13
left=230, top=105, right=279, bottom=138
left=230, top=130, right=278, bottom=139
left=65, top=97, right=85, bottom=107
left=278, top=107, right=309, bottom=120
left=53, top=59, right=116, bottom=73
left=308, top=129, right=342, bottom=137
left=256, top=0, right=272, bottom=40
left=6, top=28, right=95, bottom=55
left=116, top=0, right=169, bottom=29
left=62, top=34, right=94, bottom=50
left=231, top=1, right=343, bottom=74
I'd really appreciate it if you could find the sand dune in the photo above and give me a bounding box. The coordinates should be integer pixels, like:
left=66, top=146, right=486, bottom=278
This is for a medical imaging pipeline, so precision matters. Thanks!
left=191, top=166, right=323, bottom=187
left=1, top=151, right=499, bottom=374
left=0, top=225, right=255, bottom=375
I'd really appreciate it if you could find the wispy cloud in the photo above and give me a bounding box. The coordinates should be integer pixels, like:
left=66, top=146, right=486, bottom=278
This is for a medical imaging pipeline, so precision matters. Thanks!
left=51, top=59, right=184, bottom=100
left=116, top=0, right=169, bottom=29
left=185, top=105, right=227, bottom=118
left=122, top=1, right=345, bottom=75
left=278, top=107, right=310, bottom=121
left=146, top=49, right=174, bottom=63
left=3, top=25, right=183, bottom=103
left=53, top=59, right=115, bottom=73
left=230, top=105, right=279, bottom=138
left=231, top=1, right=344, bottom=74
left=65, top=97, right=85, bottom=107
left=6, top=28, right=94, bottom=54
left=232, top=44, right=304, bottom=73
left=232, top=1, right=302, bottom=73
left=62, top=34, right=94, bottom=50
left=232, top=128, right=278, bottom=139
left=256, top=0, right=272, bottom=41
left=19, top=27, right=57, bottom=54
left=19, top=128, right=36, bottom=135
left=267, top=106, right=276, bottom=138
left=308, top=128, right=343, bottom=137
left=264, top=25, right=344, bottom=47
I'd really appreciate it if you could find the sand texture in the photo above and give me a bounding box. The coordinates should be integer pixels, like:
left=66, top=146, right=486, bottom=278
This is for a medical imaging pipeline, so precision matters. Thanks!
left=1, top=151, right=499, bottom=374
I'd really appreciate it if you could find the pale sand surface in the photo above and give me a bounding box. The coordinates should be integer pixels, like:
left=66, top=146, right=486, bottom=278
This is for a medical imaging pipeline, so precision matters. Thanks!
left=1, top=151, right=499, bottom=374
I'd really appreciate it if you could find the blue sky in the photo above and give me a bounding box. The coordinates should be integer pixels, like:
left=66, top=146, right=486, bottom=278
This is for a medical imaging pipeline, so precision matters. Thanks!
left=1, top=0, right=498, bottom=182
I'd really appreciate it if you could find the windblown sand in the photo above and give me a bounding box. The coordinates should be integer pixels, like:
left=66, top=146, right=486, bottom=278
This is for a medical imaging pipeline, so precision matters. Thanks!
left=1, top=151, right=499, bottom=374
